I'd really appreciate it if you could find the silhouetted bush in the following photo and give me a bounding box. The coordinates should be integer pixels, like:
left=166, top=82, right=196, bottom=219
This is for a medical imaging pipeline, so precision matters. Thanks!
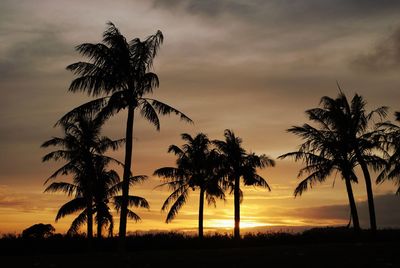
left=21, top=223, right=55, bottom=239
left=1, top=228, right=400, bottom=256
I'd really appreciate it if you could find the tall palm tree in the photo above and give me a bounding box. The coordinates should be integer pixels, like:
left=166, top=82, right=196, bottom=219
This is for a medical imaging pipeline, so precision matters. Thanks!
left=377, top=111, right=400, bottom=195
left=60, top=22, right=192, bottom=239
left=281, top=91, right=387, bottom=231
left=314, top=91, right=387, bottom=232
left=154, top=133, right=225, bottom=238
left=213, top=130, right=275, bottom=239
left=279, top=119, right=361, bottom=231
left=42, top=111, right=123, bottom=238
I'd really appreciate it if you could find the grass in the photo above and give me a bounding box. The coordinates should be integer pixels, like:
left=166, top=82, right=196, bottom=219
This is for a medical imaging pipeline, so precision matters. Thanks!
left=1, top=228, right=399, bottom=267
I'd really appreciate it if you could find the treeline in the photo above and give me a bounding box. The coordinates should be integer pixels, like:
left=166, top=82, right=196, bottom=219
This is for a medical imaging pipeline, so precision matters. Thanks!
left=3, top=228, right=400, bottom=255
left=42, top=22, right=400, bottom=243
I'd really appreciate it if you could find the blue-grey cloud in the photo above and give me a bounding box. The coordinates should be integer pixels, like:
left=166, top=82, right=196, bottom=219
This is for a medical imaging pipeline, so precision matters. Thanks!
left=352, top=26, right=400, bottom=72
left=0, top=31, right=72, bottom=80
left=153, top=0, right=400, bottom=25
left=286, top=194, right=400, bottom=228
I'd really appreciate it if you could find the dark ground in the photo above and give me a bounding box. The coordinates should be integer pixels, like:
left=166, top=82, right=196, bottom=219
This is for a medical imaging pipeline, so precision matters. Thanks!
left=1, top=228, right=399, bottom=268
left=2, top=242, right=399, bottom=268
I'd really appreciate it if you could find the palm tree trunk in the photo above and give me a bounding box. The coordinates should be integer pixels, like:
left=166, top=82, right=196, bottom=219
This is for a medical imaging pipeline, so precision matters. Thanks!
left=198, top=187, right=205, bottom=239
left=87, top=200, right=93, bottom=239
left=97, top=219, right=102, bottom=239
left=119, top=105, right=135, bottom=240
left=344, top=177, right=360, bottom=231
left=86, top=201, right=94, bottom=252
left=234, top=176, right=240, bottom=240
left=357, top=154, right=377, bottom=232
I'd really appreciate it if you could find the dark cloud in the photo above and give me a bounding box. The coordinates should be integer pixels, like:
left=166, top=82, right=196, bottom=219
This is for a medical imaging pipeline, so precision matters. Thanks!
left=285, top=194, right=400, bottom=228
left=289, top=204, right=349, bottom=221
left=0, top=31, right=72, bottom=80
left=370, top=194, right=400, bottom=227
left=154, top=0, right=250, bottom=17
left=351, top=27, right=400, bottom=72
left=153, top=0, right=400, bottom=27
left=0, top=0, right=19, bottom=29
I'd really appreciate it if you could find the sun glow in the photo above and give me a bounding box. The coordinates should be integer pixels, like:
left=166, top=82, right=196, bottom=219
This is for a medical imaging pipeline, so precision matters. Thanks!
left=207, top=219, right=270, bottom=229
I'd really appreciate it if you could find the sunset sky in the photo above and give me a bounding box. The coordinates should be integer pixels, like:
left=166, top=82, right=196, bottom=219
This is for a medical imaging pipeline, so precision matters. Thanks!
left=1, top=0, right=400, bottom=235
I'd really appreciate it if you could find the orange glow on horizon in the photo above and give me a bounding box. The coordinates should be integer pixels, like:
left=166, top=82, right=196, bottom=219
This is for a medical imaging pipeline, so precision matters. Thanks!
left=206, top=219, right=273, bottom=229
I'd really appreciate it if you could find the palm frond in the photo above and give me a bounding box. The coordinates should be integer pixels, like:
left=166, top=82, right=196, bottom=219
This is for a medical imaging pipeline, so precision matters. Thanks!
left=42, top=150, right=74, bottom=162
left=67, top=210, right=87, bottom=235
left=164, top=188, right=189, bottom=223
left=127, top=209, right=141, bottom=222
left=113, top=195, right=149, bottom=210
left=55, top=197, right=87, bottom=221
left=139, top=98, right=160, bottom=130
left=109, top=175, right=147, bottom=195
left=154, top=167, right=182, bottom=180
left=57, top=97, right=109, bottom=126
left=44, top=182, right=78, bottom=196
left=143, top=98, right=193, bottom=124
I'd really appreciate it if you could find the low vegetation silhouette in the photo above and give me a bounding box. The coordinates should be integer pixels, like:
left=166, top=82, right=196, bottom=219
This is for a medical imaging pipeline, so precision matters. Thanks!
left=21, top=224, right=55, bottom=239
left=2, top=229, right=400, bottom=267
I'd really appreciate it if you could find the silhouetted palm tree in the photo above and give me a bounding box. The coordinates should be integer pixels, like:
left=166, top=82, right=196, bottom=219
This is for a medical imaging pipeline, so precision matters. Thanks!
left=279, top=119, right=361, bottom=231
left=45, top=167, right=149, bottom=237
left=110, top=174, right=150, bottom=234
left=42, top=111, right=123, bottom=238
left=281, top=91, right=387, bottom=231
left=45, top=161, right=117, bottom=237
left=92, top=163, right=119, bottom=238
left=60, top=22, right=192, bottom=239
left=313, top=92, right=387, bottom=232
left=213, top=130, right=274, bottom=239
left=377, top=111, right=400, bottom=195
left=154, top=133, right=225, bottom=238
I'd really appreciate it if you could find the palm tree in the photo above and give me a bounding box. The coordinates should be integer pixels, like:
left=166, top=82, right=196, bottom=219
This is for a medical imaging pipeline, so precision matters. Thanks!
left=314, top=91, right=387, bottom=232
left=92, top=162, right=120, bottom=238
left=154, top=133, right=225, bottom=238
left=45, top=166, right=150, bottom=238
left=110, top=174, right=150, bottom=233
left=213, top=130, right=275, bottom=239
left=60, top=22, right=192, bottom=239
left=279, top=119, right=361, bottom=231
left=44, top=160, right=117, bottom=237
left=281, top=91, right=387, bottom=231
left=42, top=111, right=123, bottom=238
left=377, top=111, right=400, bottom=195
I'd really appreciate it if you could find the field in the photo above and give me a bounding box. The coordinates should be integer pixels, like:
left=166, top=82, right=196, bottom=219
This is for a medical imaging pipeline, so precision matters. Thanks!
left=1, top=228, right=399, bottom=268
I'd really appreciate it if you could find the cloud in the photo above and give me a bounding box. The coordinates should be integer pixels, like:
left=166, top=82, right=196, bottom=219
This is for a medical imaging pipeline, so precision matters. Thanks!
left=0, top=185, right=69, bottom=213
left=282, top=194, right=400, bottom=228
left=153, top=0, right=250, bottom=18
left=153, top=0, right=400, bottom=27
left=351, top=27, right=400, bottom=72
left=0, top=31, right=72, bottom=81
